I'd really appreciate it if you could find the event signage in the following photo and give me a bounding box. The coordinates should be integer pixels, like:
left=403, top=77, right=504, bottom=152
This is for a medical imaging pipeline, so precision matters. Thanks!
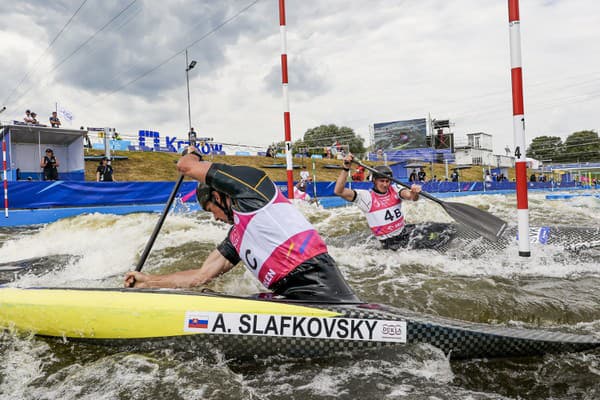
left=138, top=130, right=222, bottom=154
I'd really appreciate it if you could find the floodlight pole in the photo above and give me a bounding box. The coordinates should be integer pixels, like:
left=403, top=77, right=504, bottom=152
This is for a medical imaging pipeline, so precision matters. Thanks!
left=185, top=49, right=197, bottom=146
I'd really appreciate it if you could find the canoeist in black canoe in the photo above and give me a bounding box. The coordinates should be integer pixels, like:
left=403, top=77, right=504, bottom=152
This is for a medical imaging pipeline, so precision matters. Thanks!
left=124, top=146, right=359, bottom=303
left=334, top=153, right=450, bottom=251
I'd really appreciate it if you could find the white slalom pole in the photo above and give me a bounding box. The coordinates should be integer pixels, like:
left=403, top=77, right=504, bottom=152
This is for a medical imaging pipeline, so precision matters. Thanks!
left=279, top=0, right=294, bottom=199
left=508, top=0, right=530, bottom=256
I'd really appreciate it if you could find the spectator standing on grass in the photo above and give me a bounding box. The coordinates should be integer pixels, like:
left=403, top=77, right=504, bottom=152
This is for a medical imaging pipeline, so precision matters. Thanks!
left=409, top=169, right=417, bottom=183
left=417, top=167, right=426, bottom=182
left=485, top=171, right=493, bottom=183
left=299, top=165, right=311, bottom=183
left=96, top=157, right=115, bottom=182
left=451, top=169, right=459, bottom=182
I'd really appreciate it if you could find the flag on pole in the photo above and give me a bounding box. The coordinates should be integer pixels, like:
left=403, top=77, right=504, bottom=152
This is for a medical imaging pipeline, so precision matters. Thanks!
left=58, top=104, right=74, bottom=124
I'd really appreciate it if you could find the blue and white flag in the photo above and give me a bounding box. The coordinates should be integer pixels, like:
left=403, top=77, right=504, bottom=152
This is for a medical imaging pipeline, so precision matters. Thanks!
left=58, top=105, right=74, bottom=123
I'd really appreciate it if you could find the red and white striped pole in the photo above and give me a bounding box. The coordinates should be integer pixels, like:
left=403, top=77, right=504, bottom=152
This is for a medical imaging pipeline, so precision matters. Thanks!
left=2, top=139, right=8, bottom=218
left=508, top=0, right=530, bottom=256
left=278, top=0, right=294, bottom=199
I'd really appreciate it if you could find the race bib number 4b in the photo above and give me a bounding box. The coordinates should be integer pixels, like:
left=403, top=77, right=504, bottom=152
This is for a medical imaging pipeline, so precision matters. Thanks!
left=183, top=311, right=407, bottom=343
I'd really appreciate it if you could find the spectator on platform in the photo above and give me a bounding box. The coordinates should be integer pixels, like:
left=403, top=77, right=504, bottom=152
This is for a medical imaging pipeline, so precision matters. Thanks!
left=114, top=132, right=122, bottom=140
left=451, top=169, right=459, bottom=182
left=417, top=167, right=426, bottom=182
left=24, top=109, right=34, bottom=124
left=30, top=112, right=39, bottom=125
left=40, top=148, right=59, bottom=181
left=96, top=157, right=115, bottom=182
left=409, top=169, right=417, bottom=183
left=49, top=111, right=61, bottom=128
left=80, top=126, right=92, bottom=149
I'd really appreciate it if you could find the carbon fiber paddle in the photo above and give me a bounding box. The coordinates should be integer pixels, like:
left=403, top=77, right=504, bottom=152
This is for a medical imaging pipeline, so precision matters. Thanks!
left=353, top=160, right=507, bottom=242
left=135, top=130, right=198, bottom=272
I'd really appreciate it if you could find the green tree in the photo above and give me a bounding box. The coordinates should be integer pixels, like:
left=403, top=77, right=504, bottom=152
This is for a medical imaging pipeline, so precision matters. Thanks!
left=302, top=124, right=366, bottom=155
left=562, top=130, right=600, bottom=162
left=526, top=136, right=563, bottom=162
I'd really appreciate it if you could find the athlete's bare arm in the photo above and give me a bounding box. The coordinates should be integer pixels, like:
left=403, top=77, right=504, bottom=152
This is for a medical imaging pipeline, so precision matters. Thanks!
left=124, top=248, right=236, bottom=289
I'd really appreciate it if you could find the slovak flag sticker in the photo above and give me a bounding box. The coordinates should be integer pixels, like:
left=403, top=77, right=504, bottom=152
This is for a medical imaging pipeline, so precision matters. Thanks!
left=184, top=312, right=210, bottom=332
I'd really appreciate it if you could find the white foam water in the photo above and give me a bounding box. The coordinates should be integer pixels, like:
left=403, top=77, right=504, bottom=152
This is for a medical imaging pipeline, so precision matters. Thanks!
left=0, top=192, right=598, bottom=399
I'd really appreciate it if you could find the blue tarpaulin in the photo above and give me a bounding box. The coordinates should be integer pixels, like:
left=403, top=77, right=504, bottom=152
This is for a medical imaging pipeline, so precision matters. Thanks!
left=6, top=179, right=578, bottom=210
left=7, top=181, right=199, bottom=209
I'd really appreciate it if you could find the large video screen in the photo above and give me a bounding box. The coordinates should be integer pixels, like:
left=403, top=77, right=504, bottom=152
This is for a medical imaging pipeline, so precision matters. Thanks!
left=373, top=118, right=427, bottom=150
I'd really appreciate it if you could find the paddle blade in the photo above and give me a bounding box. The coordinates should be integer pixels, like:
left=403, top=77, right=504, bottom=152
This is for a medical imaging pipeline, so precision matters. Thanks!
left=441, top=202, right=507, bottom=242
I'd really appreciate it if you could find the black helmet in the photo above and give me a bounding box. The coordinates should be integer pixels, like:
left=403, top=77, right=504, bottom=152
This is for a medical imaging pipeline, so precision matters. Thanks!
left=196, top=182, right=213, bottom=210
left=372, top=165, right=393, bottom=180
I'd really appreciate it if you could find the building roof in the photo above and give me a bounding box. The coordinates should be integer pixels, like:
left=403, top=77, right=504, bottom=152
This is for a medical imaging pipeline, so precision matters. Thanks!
left=2, top=124, right=85, bottom=145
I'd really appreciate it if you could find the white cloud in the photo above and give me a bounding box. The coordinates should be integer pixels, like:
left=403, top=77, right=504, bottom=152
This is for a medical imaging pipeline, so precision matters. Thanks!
left=0, top=0, right=598, bottom=153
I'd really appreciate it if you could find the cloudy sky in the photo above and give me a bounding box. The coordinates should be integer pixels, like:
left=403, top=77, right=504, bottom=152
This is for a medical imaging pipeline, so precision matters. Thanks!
left=1, top=0, right=598, bottom=154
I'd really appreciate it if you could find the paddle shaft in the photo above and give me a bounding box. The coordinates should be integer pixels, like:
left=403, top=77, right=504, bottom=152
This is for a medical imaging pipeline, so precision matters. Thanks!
left=135, top=175, right=184, bottom=272
left=135, top=131, right=197, bottom=272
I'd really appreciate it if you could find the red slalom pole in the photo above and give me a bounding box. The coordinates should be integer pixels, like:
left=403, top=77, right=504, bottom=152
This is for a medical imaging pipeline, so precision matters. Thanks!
left=278, top=0, right=294, bottom=199
left=2, top=139, right=8, bottom=218
left=508, top=0, right=530, bottom=256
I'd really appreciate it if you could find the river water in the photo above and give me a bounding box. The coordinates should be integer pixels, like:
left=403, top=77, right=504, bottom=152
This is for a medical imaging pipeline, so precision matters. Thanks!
left=0, top=192, right=599, bottom=400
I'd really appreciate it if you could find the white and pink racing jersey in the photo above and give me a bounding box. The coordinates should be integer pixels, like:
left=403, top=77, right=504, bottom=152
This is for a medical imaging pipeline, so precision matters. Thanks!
left=353, top=185, right=405, bottom=240
left=228, top=188, right=327, bottom=288
left=293, top=187, right=311, bottom=201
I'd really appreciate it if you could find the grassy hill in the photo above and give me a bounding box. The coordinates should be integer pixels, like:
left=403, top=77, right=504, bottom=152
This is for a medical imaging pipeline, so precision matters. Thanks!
left=84, top=149, right=518, bottom=183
